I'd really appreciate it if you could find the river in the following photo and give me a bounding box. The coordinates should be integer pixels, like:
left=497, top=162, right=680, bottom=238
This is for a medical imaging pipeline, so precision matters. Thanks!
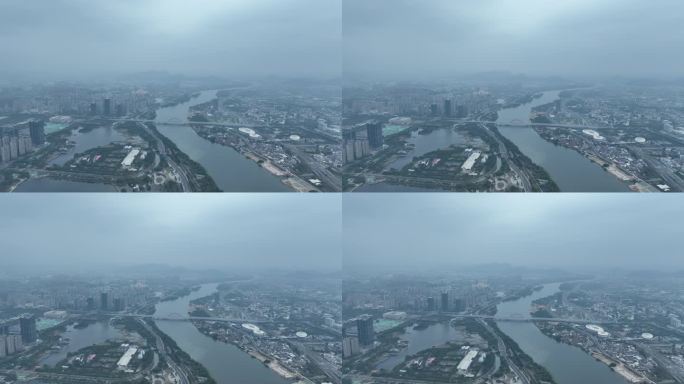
left=155, top=91, right=289, bottom=192
left=359, top=90, right=630, bottom=192
left=495, top=283, right=627, bottom=384
left=375, top=322, right=461, bottom=371
left=153, top=283, right=291, bottom=384
left=497, top=91, right=629, bottom=192
left=40, top=321, right=123, bottom=367
left=15, top=90, right=289, bottom=192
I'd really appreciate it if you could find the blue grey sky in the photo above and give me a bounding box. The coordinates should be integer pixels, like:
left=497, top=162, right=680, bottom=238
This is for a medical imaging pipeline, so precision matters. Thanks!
left=344, top=0, right=684, bottom=79
left=1, top=194, right=341, bottom=273
left=343, top=194, right=684, bottom=272
left=0, top=0, right=341, bottom=81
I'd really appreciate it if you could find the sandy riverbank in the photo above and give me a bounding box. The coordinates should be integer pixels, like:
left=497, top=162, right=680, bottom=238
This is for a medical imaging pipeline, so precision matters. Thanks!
left=246, top=348, right=298, bottom=380
left=591, top=351, right=647, bottom=383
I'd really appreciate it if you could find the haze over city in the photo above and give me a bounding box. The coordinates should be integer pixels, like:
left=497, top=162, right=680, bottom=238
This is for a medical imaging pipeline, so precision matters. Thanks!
left=343, top=0, right=684, bottom=80
left=343, top=194, right=684, bottom=272
left=0, top=0, right=341, bottom=82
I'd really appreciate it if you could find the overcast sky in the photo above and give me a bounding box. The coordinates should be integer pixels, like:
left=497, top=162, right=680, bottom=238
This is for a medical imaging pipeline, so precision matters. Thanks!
left=344, top=0, right=684, bottom=79
left=1, top=194, right=340, bottom=273
left=0, top=0, right=341, bottom=81
left=343, top=194, right=684, bottom=272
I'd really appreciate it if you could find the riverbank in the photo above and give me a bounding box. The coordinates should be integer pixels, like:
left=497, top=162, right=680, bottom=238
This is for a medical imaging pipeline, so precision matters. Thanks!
left=154, top=283, right=292, bottom=384
left=580, top=151, right=654, bottom=192
left=496, top=283, right=630, bottom=384
left=246, top=348, right=298, bottom=380
left=193, top=127, right=315, bottom=192
left=590, top=351, right=646, bottom=383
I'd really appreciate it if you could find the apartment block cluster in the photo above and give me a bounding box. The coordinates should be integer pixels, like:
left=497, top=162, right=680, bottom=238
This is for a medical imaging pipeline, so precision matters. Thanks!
left=0, top=120, right=45, bottom=163
left=342, top=121, right=383, bottom=163
left=342, top=314, right=374, bottom=358
left=88, top=291, right=127, bottom=312
left=0, top=85, right=155, bottom=117
left=0, top=315, right=37, bottom=358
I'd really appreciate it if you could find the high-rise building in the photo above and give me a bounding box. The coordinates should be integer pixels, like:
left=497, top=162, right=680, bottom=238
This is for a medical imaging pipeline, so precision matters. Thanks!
left=456, top=105, right=468, bottom=118
left=103, top=98, right=112, bottom=116
left=356, top=314, right=375, bottom=346
left=427, top=297, right=436, bottom=311
left=441, top=292, right=449, bottom=312
left=28, top=120, right=45, bottom=146
left=100, top=292, right=109, bottom=311
left=11, top=335, right=23, bottom=353
left=366, top=121, right=383, bottom=149
left=87, top=297, right=96, bottom=310
left=443, top=99, right=452, bottom=117
left=89, top=102, right=98, bottom=115
left=113, top=298, right=125, bottom=312
left=430, top=103, right=439, bottom=116
left=453, top=298, right=465, bottom=313
left=19, top=315, right=37, bottom=344
left=343, top=125, right=371, bottom=163
left=343, top=336, right=360, bottom=358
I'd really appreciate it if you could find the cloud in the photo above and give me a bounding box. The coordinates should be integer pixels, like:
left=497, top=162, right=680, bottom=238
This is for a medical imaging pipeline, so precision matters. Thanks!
left=343, top=194, right=684, bottom=272
left=0, top=0, right=341, bottom=80
left=0, top=194, right=341, bottom=272
left=343, top=0, right=684, bottom=79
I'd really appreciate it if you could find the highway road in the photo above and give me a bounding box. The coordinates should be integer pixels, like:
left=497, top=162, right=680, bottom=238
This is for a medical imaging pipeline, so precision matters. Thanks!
left=284, top=143, right=341, bottom=191
left=451, top=313, right=616, bottom=325
left=480, top=123, right=533, bottom=192
left=476, top=318, right=531, bottom=384
left=138, top=318, right=191, bottom=384
left=291, top=342, right=341, bottom=384
left=137, top=122, right=192, bottom=191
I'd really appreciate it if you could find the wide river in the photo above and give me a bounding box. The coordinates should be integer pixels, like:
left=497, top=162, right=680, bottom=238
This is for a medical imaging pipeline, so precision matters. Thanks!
left=155, top=91, right=289, bottom=192
left=358, top=90, right=630, bottom=192
left=154, top=283, right=291, bottom=384
left=497, top=91, right=629, bottom=192
left=15, top=91, right=288, bottom=192
left=495, top=283, right=627, bottom=384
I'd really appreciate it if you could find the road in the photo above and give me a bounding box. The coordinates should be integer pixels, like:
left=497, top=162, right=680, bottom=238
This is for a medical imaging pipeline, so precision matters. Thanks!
left=1, top=369, right=120, bottom=383
left=450, top=313, right=616, bottom=325
left=480, top=123, right=534, bottom=192
left=284, top=143, right=341, bottom=191
left=628, top=145, right=684, bottom=191
left=461, top=120, right=618, bottom=130
left=137, top=122, right=192, bottom=191
left=476, top=318, right=531, bottom=384
left=102, top=118, right=261, bottom=129
left=291, top=341, right=341, bottom=384
left=138, top=318, right=191, bottom=384
left=638, top=343, right=684, bottom=383
left=108, top=312, right=268, bottom=324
